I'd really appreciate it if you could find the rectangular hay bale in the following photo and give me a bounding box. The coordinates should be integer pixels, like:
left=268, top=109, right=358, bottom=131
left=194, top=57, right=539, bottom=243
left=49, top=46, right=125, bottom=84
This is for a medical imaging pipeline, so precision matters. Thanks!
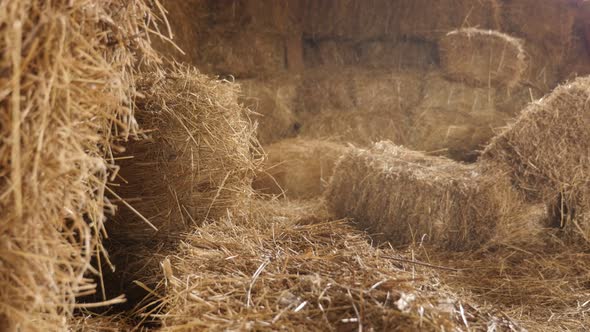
left=326, top=141, right=522, bottom=250
left=439, top=28, right=527, bottom=88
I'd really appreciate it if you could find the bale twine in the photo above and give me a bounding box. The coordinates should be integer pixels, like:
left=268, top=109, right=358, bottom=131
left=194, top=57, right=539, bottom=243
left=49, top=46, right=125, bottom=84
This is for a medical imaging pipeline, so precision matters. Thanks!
left=439, top=28, right=527, bottom=89
left=481, top=77, right=590, bottom=241
left=326, top=141, right=524, bottom=250
left=253, top=138, right=348, bottom=199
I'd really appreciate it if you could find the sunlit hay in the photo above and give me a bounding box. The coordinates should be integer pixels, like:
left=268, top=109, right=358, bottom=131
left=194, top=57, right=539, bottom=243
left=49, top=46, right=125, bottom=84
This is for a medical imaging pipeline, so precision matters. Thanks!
left=481, top=77, right=590, bottom=242
left=326, top=141, right=525, bottom=250
left=300, top=109, right=409, bottom=147
left=252, top=138, right=348, bottom=199
left=69, top=313, right=134, bottom=332
left=134, top=199, right=522, bottom=331
left=0, top=0, right=162, bottom=329
left=439, top=28, right=527, bottom=90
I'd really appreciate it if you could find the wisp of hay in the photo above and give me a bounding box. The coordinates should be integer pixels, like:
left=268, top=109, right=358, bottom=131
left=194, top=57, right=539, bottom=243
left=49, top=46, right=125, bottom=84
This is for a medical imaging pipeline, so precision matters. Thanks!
left=482, top=76, right=590, bottom=242
left=253, top=138, right=348, bottom=199
left=439, top=28, right=527, bottom=89
left=326, top=141, right=525, bottom=250
left=0, top=0, right=161, bottom=329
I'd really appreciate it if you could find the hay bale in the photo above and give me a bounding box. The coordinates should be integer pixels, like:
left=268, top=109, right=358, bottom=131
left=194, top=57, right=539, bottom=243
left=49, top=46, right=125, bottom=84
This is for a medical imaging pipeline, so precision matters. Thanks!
left=481, top=77, right=590, bottom=238
left=196, top=30, right=286, bottom=78
left=326, top=141, right=524, bottom=250
left=239, top=77, right=301, bottom=145
left=303, top=39, right=358, bottom=67
left=357, top=39, right=438, bottom=70
left=439, top=28, right=527, bottom=89
left=302, top=0, right=500, bottom=41
left=0, top=0, right=160, bottom=329
left=297, top=68, right=424, bottom=115
left=111, top=63, right=258, bottom=242
left=252, top=139, right=347, bottom=198
left=299, top=109, right=409, bottom=146
left=407, top=73, right=507, bottom=161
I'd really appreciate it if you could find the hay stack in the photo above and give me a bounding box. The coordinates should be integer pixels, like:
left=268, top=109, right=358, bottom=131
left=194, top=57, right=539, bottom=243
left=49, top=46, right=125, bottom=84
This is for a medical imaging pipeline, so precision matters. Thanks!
left=112, top=63, right=258, bottom=243
left=239, top=77, right=300, bottom=145
left=482, top=77, right=590, bottom=238
left=299, top=109, right=408, bottom=147
left=0, top=0, right=160, bottom=329
left=252, top=139, right=348, bottom=199
left=439, top=28, right=527, bottom=89
left=326, top=142, right=524, bottom=250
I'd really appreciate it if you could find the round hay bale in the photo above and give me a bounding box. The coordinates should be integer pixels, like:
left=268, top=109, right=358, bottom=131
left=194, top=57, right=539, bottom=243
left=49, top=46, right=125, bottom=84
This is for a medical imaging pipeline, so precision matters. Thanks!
left=239, top=77, right=301, bottom=145
left=439, top=28, right=527, bottom=89
left=299, top=109, right=409, bottom=146
left=326, top=141, right=525, bottom=250
left=252, top=139, right=348, bottom=199
left=482, top=76, right=590, bottom=240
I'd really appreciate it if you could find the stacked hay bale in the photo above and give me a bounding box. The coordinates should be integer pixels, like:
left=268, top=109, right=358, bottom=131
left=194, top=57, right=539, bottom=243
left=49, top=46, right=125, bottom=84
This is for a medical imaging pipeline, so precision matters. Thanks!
left=253, top=139, right=347, bottom=198
left=482, top=77, right=590, bottom=240
left=104, top=63, right=259, bottom=303
left=439, top=28, right=527, bottom=89
left=0, top=0, right=160, bottom=329
left=239, top=77, right=301, bottom=145
left=326, top=141, right=524, bottom=250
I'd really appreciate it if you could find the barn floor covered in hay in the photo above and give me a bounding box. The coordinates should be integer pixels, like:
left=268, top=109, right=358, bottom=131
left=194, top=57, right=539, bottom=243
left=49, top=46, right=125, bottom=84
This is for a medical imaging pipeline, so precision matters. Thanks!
left=2, top=0, right=590, bottom=331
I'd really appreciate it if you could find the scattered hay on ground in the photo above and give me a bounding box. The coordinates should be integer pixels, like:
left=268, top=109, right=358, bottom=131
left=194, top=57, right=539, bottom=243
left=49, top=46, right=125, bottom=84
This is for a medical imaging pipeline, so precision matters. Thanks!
left=482, top=76, right=590, bottom=241
left=299, top=109, right=408, bottom=147
left=0, top=0, right=160, bottom=329
left=326, top=141, right=525, bottom=250
left=253, top=139, right=347, bottom=199
left=134, top=200, right=522, bottom=331
left=439, top=28, right=527, bottom=89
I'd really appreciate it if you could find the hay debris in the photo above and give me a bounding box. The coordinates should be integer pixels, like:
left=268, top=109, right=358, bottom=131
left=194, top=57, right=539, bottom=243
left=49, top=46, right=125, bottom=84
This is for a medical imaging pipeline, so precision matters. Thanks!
left=135, top=200, right=522, bottom=331
left=482, top=76, right=590, bottom=241
left=0, top=0, right=160, bottom=329
left=439, top=28, right=527, bottom=89
left=326, top=141, right=525, bottom=250
left=253, top=139, right=347, bottom=199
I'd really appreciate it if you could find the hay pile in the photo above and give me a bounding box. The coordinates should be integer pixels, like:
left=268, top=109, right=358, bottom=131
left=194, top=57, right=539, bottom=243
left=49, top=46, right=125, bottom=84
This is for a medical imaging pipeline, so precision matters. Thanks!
left=253, top=139, right=347, bottom=199
left=482, top=77, right=590, bottom=240
left=135, top=200, right=522, bottom=331
left=326, top=141, right=524, bottom=250
left=0, top=0, right=161, bottom=329
left=439, top=28, right=527, bottom=89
